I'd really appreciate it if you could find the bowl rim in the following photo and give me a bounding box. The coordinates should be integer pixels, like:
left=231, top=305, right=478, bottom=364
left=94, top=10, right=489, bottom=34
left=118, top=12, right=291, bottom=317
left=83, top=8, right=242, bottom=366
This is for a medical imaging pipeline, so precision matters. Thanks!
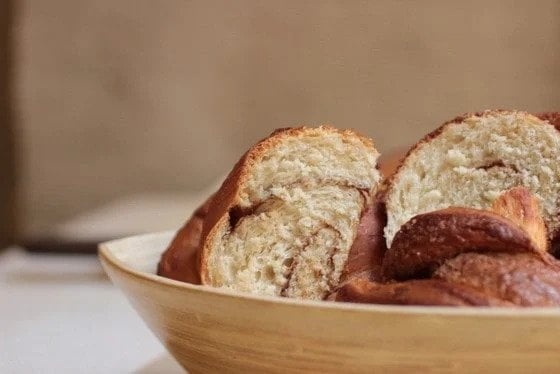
left=99, top=231, right=560, bottom=318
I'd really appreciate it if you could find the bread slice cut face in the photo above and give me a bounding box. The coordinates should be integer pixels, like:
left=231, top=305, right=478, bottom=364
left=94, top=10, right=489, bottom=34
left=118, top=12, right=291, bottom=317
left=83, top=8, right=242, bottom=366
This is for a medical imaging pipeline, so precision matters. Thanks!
left=200, top=126, right=381, bottom=300
left=385, top=110, right=560, bottom=248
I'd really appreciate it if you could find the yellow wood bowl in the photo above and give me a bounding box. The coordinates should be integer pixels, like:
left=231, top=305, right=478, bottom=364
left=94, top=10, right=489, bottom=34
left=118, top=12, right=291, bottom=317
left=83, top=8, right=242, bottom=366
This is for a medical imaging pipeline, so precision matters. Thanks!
left=99, top=231, right=560, bottom=373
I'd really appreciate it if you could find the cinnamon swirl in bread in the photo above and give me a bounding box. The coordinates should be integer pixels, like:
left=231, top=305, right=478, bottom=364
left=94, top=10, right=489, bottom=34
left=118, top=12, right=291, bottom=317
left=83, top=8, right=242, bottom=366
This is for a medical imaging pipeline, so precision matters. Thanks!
left=199, top=126, right=383, bottom=300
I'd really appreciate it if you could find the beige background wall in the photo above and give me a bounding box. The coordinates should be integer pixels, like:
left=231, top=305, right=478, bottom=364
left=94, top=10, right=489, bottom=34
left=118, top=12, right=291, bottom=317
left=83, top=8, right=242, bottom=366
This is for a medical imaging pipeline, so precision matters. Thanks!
left=14, top=0, right=560, bottom=233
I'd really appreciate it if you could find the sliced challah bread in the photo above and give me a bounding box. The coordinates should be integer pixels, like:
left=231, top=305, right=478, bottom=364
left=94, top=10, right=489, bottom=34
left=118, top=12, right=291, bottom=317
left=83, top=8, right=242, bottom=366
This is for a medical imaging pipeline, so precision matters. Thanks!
left=199, top=126, right=382, bottom=300
left=384, top=110, right=560, bottom=248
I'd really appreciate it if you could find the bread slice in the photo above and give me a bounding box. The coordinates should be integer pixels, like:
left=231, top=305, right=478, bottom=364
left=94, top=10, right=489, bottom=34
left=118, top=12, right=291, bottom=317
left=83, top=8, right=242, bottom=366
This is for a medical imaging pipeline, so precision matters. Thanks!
left=199, top=126, right=382, bottom=300
left=384, top=110, right=560, bottom=248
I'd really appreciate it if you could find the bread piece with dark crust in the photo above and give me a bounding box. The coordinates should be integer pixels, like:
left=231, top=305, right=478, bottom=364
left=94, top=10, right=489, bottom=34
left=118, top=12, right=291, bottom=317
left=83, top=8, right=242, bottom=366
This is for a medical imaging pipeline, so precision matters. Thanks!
left=434, top=252, right=560, bottom=307
left=158, top=193, right=389, bottom=290
left=334, top=278, right=512, bottom=306
left=383, top=187, right=548, bottom=280
left=384, top=110, right=560, bottom=248
left=382, top=209, right=540, bottom=280
left=325, top=198, right=386, bottom=302
left=537, top=112, right=560, bottom=130
left=199, top=126, right=382, bottom=300
left=157, top=196, right=213, bottom=284
left=338, top=195, right=387, bottom=285
left=536, top=111, right=560, bottom=257
left=336, top=252, right=560, bottom=307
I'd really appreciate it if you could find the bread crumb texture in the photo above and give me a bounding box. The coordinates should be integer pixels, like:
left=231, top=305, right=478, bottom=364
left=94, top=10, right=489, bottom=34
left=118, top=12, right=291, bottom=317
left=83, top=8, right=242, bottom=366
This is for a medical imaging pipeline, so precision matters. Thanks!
left=385, top=111, right=560, bottom=247
left=206, top=127, right=380, bottom=300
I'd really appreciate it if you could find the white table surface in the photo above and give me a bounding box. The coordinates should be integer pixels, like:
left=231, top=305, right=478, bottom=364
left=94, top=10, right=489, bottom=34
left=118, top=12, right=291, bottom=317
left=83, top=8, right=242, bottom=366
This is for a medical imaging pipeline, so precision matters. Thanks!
left=3, top=184, right=226, bottom=373
left=0, top=247, right=184, bottom=373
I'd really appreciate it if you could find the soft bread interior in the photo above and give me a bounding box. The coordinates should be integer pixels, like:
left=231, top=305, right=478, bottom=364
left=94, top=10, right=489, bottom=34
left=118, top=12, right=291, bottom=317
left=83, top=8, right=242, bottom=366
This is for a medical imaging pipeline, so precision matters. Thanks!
left=239, top=130, right=379, bottom=208
left=205, top=128, right=380, bottom=300
left=385, top=112, right=560, bottom=247
left=208, top=186, right=364, bottom=299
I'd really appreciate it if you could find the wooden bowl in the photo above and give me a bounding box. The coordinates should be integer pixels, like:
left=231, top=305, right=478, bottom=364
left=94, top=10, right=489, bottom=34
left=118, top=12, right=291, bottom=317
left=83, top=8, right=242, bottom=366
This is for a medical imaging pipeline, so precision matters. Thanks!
left=99, top=232, right=560, bottom=373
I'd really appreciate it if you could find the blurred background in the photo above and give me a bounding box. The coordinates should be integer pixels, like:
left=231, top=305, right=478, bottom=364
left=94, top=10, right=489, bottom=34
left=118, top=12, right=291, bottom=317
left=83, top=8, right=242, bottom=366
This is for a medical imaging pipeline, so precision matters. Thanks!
left=2, top=1, right=560, bottom=371
left=2, top=0, right=560, bottom=250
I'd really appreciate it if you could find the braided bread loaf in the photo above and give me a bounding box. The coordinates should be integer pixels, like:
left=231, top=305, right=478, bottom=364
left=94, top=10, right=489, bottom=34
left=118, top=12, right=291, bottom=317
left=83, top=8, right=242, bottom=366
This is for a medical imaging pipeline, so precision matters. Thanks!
left=336, top=188, right=560, bottom=307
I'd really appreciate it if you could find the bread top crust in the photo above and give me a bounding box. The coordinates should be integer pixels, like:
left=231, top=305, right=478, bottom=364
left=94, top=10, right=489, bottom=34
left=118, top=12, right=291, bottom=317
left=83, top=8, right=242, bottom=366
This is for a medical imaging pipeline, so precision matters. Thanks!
left=384, top=110, right=560, bottom=247
left=202, top=126, right=378, bottom=241
left=200, top=126, right=380, bottom=285
left=434, top=252, right=560, bottom=306
left=382, top=207, right=542, bottom=280
left=537, top=112, right=560, bottom=130
left=385, top=110, right=560, bottom=192
left=385, top=110, right=548, bottom=196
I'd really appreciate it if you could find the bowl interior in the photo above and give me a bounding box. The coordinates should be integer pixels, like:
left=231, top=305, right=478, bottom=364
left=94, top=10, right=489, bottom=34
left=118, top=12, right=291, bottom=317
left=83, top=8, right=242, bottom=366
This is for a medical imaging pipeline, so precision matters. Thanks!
left=102, top=231, right=174, bottom=274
